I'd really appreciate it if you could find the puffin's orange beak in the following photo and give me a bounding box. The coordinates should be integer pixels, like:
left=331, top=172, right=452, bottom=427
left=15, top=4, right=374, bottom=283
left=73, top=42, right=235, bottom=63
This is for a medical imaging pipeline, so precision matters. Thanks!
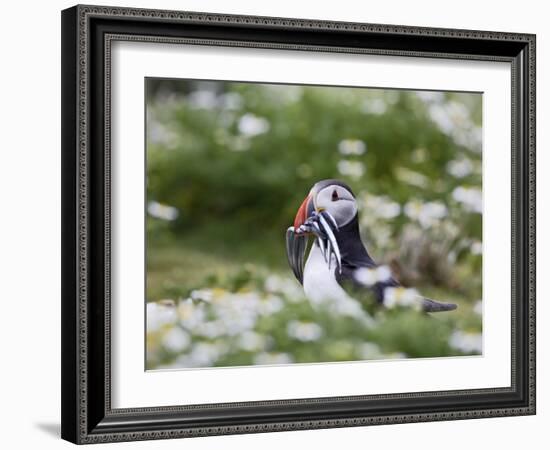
left=293, top=194, right=312, bottom=230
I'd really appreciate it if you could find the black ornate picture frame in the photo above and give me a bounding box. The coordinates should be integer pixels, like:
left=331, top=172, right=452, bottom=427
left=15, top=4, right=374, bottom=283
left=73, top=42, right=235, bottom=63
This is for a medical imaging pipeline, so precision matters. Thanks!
left=61, top=4, right=536, bottom=444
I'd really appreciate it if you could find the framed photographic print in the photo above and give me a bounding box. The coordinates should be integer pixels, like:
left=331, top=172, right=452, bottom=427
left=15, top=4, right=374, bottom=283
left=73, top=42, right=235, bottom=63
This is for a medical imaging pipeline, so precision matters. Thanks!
left=61, top=4, right=536, bottom=444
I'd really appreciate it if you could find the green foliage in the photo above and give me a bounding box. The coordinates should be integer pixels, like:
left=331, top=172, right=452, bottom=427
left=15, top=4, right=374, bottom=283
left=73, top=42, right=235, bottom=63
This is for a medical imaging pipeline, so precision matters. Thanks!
left=145, top=80, right=483, bottom=369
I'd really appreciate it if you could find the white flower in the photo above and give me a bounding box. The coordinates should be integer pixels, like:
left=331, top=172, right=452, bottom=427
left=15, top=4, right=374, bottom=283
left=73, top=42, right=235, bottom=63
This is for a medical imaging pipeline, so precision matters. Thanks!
left=452, top=186, right=482, bottom=213
left=428, top=101, right=469, bottom=135
left=473, top=300, right=483, bottom=316
left=428, top=103, right=454, bottom=134
left=259, top=295, right=284, bottom=315
left=354, top=265, right=393, bottom=287
left=403, top=200, right=423, bottom=221
left=383, top=287, right=420, bottom=309
left=147, top=201, right=179, bottom=221
left=287, top=320, right=323, bottom=342
left=471, top=241, right=483, bottom=255
left=362, top=98, right=387, bottom=115
left=363, top=194, right=401, bottom=219
left=395, top=167, right=429, bottom=188
left=195, top=320, right=228, bottom=339
left=254, top=352, right=294, bottom=366
left=375, top=266, right=392, bottom=282
left=422, top=202, right=447, bottom=220
left=203, top=291, right=265, bottom=336
left=447, top=250, right=457, bottom=264
left=177, top=299, right=207, bottom=331
left=456, top=126, right=482, bottom=153
left=238, top=113, right=270, bottom=136
left=378, top=201, right=401, bottom=219
left=449, top=331, right=482, bottom=354
left=420, top=94, right=481, bottom=152
left=329, top=298, right=375, bottom=328
left=176, top=342, right=226, bottom=367
left=338, top=139, right=366, bottom=155
left=337, top=160, right=365, bottom=179
left=404, top=200, right=447, bottom=228
left=147, top=300, right=177, bottom=332
left=264, top=275, right=303, bottom=299
left=190, top=289, right=214, bottom=303
left=354, top=268, right=376, bottom=286
left=187, top=90, right=218, bottom=109
left=219, top=92, right=243, bottom=110
left=162, top=327, right=190, bottom=352
left=238, top=331, right=266, bottom=352
left=358, top=342, right=384, bottom=359
left=416, top=91, right=445, bottom=103
left=447, top=157, right=473, bottom=178
left=148, top=119, right=178, bottom=148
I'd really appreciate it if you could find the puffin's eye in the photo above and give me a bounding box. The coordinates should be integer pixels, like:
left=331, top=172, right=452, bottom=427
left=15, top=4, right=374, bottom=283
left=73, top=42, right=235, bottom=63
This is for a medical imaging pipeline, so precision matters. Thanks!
left=331, top=190, right=339, bottom=201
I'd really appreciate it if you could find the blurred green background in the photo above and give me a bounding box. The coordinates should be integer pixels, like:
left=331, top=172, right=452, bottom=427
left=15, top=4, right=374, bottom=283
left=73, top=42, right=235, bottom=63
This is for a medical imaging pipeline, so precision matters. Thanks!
left=145, top=79, right=483, bottom=370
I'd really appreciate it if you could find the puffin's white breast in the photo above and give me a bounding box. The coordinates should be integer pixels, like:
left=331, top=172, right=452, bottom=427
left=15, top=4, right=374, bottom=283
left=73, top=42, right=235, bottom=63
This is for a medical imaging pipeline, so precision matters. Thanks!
left=303, top=243, right=351, bottom=305
left=302, top=243, right=375, bottom=327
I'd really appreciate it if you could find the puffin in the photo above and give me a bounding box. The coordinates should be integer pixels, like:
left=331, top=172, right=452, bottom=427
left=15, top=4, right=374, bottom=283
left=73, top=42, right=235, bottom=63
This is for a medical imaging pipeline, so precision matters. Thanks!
left=286, top=179, right=457, bottom=313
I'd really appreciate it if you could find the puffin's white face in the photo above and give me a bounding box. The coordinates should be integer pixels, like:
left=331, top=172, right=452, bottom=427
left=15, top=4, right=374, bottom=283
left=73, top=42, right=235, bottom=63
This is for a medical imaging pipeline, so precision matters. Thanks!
left=313, top=184, right=357, bottom=227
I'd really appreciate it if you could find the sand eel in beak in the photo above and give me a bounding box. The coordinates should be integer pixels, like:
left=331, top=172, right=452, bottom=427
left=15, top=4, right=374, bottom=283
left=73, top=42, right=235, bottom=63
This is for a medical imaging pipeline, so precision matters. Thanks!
left=286, top=179, right=457, bottom=313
